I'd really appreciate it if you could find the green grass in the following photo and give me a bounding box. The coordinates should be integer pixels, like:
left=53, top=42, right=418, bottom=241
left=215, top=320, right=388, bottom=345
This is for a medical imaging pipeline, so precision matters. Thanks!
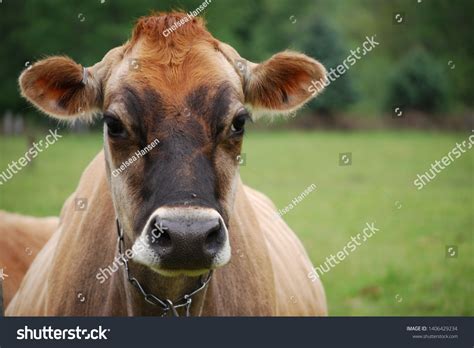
left=0, top=130, right=472, bottom=316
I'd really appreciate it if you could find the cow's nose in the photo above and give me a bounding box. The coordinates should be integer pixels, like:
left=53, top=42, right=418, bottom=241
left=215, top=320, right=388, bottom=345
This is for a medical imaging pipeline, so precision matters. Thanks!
left=145, top=212, right=227, bottom=270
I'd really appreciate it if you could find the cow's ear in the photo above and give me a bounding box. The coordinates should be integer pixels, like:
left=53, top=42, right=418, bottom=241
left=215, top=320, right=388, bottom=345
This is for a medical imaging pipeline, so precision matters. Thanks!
left=244, top=51, right=326, bottom=115
left=19, top=56, right=102, bottom=120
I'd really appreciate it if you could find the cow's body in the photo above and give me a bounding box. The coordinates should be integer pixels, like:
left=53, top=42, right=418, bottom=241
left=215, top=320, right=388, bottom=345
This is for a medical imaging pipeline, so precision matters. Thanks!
left=6, top=152, right=326, bottom=316
left=0, top=211, right=57, bottom=307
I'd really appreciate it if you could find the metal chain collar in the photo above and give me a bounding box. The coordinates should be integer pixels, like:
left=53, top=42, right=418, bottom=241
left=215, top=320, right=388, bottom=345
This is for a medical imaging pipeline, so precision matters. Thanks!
left=115, top=219, right=213, bottom=317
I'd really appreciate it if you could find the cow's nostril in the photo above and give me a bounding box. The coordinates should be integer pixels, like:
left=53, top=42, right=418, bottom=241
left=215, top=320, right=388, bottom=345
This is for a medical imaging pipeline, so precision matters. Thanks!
left=204, top=222, right=223, bottom=252
left=154, top=229, right=172, bottom=248
left=148, top=219, right=172, bottom=248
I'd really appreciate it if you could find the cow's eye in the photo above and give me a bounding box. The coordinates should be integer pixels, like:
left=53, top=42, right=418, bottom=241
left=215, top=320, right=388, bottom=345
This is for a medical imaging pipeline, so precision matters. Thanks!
left=103, top=114, right=126, bottom=138
left=231, top=110, right=251, bottom=136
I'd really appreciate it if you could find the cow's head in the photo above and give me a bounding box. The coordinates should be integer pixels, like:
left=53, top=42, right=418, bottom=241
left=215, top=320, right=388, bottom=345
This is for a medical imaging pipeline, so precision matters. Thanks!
left=19, top=13, right=326, bottom=276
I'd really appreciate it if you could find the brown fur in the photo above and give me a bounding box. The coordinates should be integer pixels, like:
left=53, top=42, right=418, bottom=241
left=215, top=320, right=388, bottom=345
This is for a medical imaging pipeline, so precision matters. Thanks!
left=0, top=211, right=57, bottom=307
left=19, top=56, right=101, bottom=118
left=245, top=51, right=327, bottom=111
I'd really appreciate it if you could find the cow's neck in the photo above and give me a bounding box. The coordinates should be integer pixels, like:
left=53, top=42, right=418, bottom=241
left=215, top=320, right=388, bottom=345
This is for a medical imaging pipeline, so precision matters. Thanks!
left=108, top=233, right=210, bottom=316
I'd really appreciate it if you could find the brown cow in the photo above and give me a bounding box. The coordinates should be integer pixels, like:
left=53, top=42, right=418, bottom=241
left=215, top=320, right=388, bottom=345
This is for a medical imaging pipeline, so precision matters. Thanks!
left=0, top=211, right=57, bottom=307
left=6, top=12, right=327, bottom=316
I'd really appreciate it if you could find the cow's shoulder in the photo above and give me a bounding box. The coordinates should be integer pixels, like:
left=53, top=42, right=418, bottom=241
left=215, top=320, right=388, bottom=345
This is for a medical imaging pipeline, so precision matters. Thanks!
left=241, top=185, right=327, bottom=316
left=242, top=185, right=278, bottom=211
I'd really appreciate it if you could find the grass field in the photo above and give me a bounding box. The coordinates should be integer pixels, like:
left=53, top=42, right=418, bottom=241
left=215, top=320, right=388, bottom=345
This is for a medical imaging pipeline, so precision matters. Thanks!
left=0, top=130, right=472, bottom=316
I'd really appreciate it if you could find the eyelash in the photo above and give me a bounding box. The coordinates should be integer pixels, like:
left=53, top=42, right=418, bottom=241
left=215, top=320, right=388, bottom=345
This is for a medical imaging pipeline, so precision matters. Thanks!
left=230, top=111, right=251, bottom=136
left=103, top=114, right=127, bottom=138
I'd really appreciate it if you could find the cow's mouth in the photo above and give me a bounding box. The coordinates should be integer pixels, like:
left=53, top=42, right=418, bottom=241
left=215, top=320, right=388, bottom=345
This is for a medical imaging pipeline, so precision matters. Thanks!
left=149, top=266, right=215, bottom=277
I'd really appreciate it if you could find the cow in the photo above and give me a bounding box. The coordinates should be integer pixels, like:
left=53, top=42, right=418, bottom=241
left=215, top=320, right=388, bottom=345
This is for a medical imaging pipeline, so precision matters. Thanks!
left=0, top=211, right=57, bottom=307
left=5, top=12, right=328, bottom=316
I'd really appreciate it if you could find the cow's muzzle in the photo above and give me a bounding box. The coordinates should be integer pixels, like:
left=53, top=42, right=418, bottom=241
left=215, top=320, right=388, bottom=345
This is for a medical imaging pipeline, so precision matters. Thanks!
left=133, top=207, right=231, bottom=276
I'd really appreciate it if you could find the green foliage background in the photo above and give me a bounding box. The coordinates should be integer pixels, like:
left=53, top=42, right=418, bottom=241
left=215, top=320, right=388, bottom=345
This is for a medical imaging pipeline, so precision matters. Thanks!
left=0, top=0, right=473, bottom=117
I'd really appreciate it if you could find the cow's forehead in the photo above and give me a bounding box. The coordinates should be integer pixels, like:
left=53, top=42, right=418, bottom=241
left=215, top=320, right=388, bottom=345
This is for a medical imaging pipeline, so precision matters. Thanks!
left=101, top=12, right=245, bottom=124
left=104, top=42, right=242, bottom=116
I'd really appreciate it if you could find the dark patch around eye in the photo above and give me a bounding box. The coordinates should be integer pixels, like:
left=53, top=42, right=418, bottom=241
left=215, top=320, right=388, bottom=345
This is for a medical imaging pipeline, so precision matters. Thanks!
left=185, top=83, right=234, bottom=137
left=210, top=84, right=233, bottom=128
left=187, top=85, right=210, bottom=117
left=120, top=84, right=165, bottom=148
left=122, top=85, right=145, bottom=118
left=186, top=83, right=234, bottom=119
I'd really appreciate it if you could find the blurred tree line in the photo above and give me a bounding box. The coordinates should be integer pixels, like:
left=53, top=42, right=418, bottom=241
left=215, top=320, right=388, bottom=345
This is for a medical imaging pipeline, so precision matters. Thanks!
left=0, top=0, right=472, bottom=126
